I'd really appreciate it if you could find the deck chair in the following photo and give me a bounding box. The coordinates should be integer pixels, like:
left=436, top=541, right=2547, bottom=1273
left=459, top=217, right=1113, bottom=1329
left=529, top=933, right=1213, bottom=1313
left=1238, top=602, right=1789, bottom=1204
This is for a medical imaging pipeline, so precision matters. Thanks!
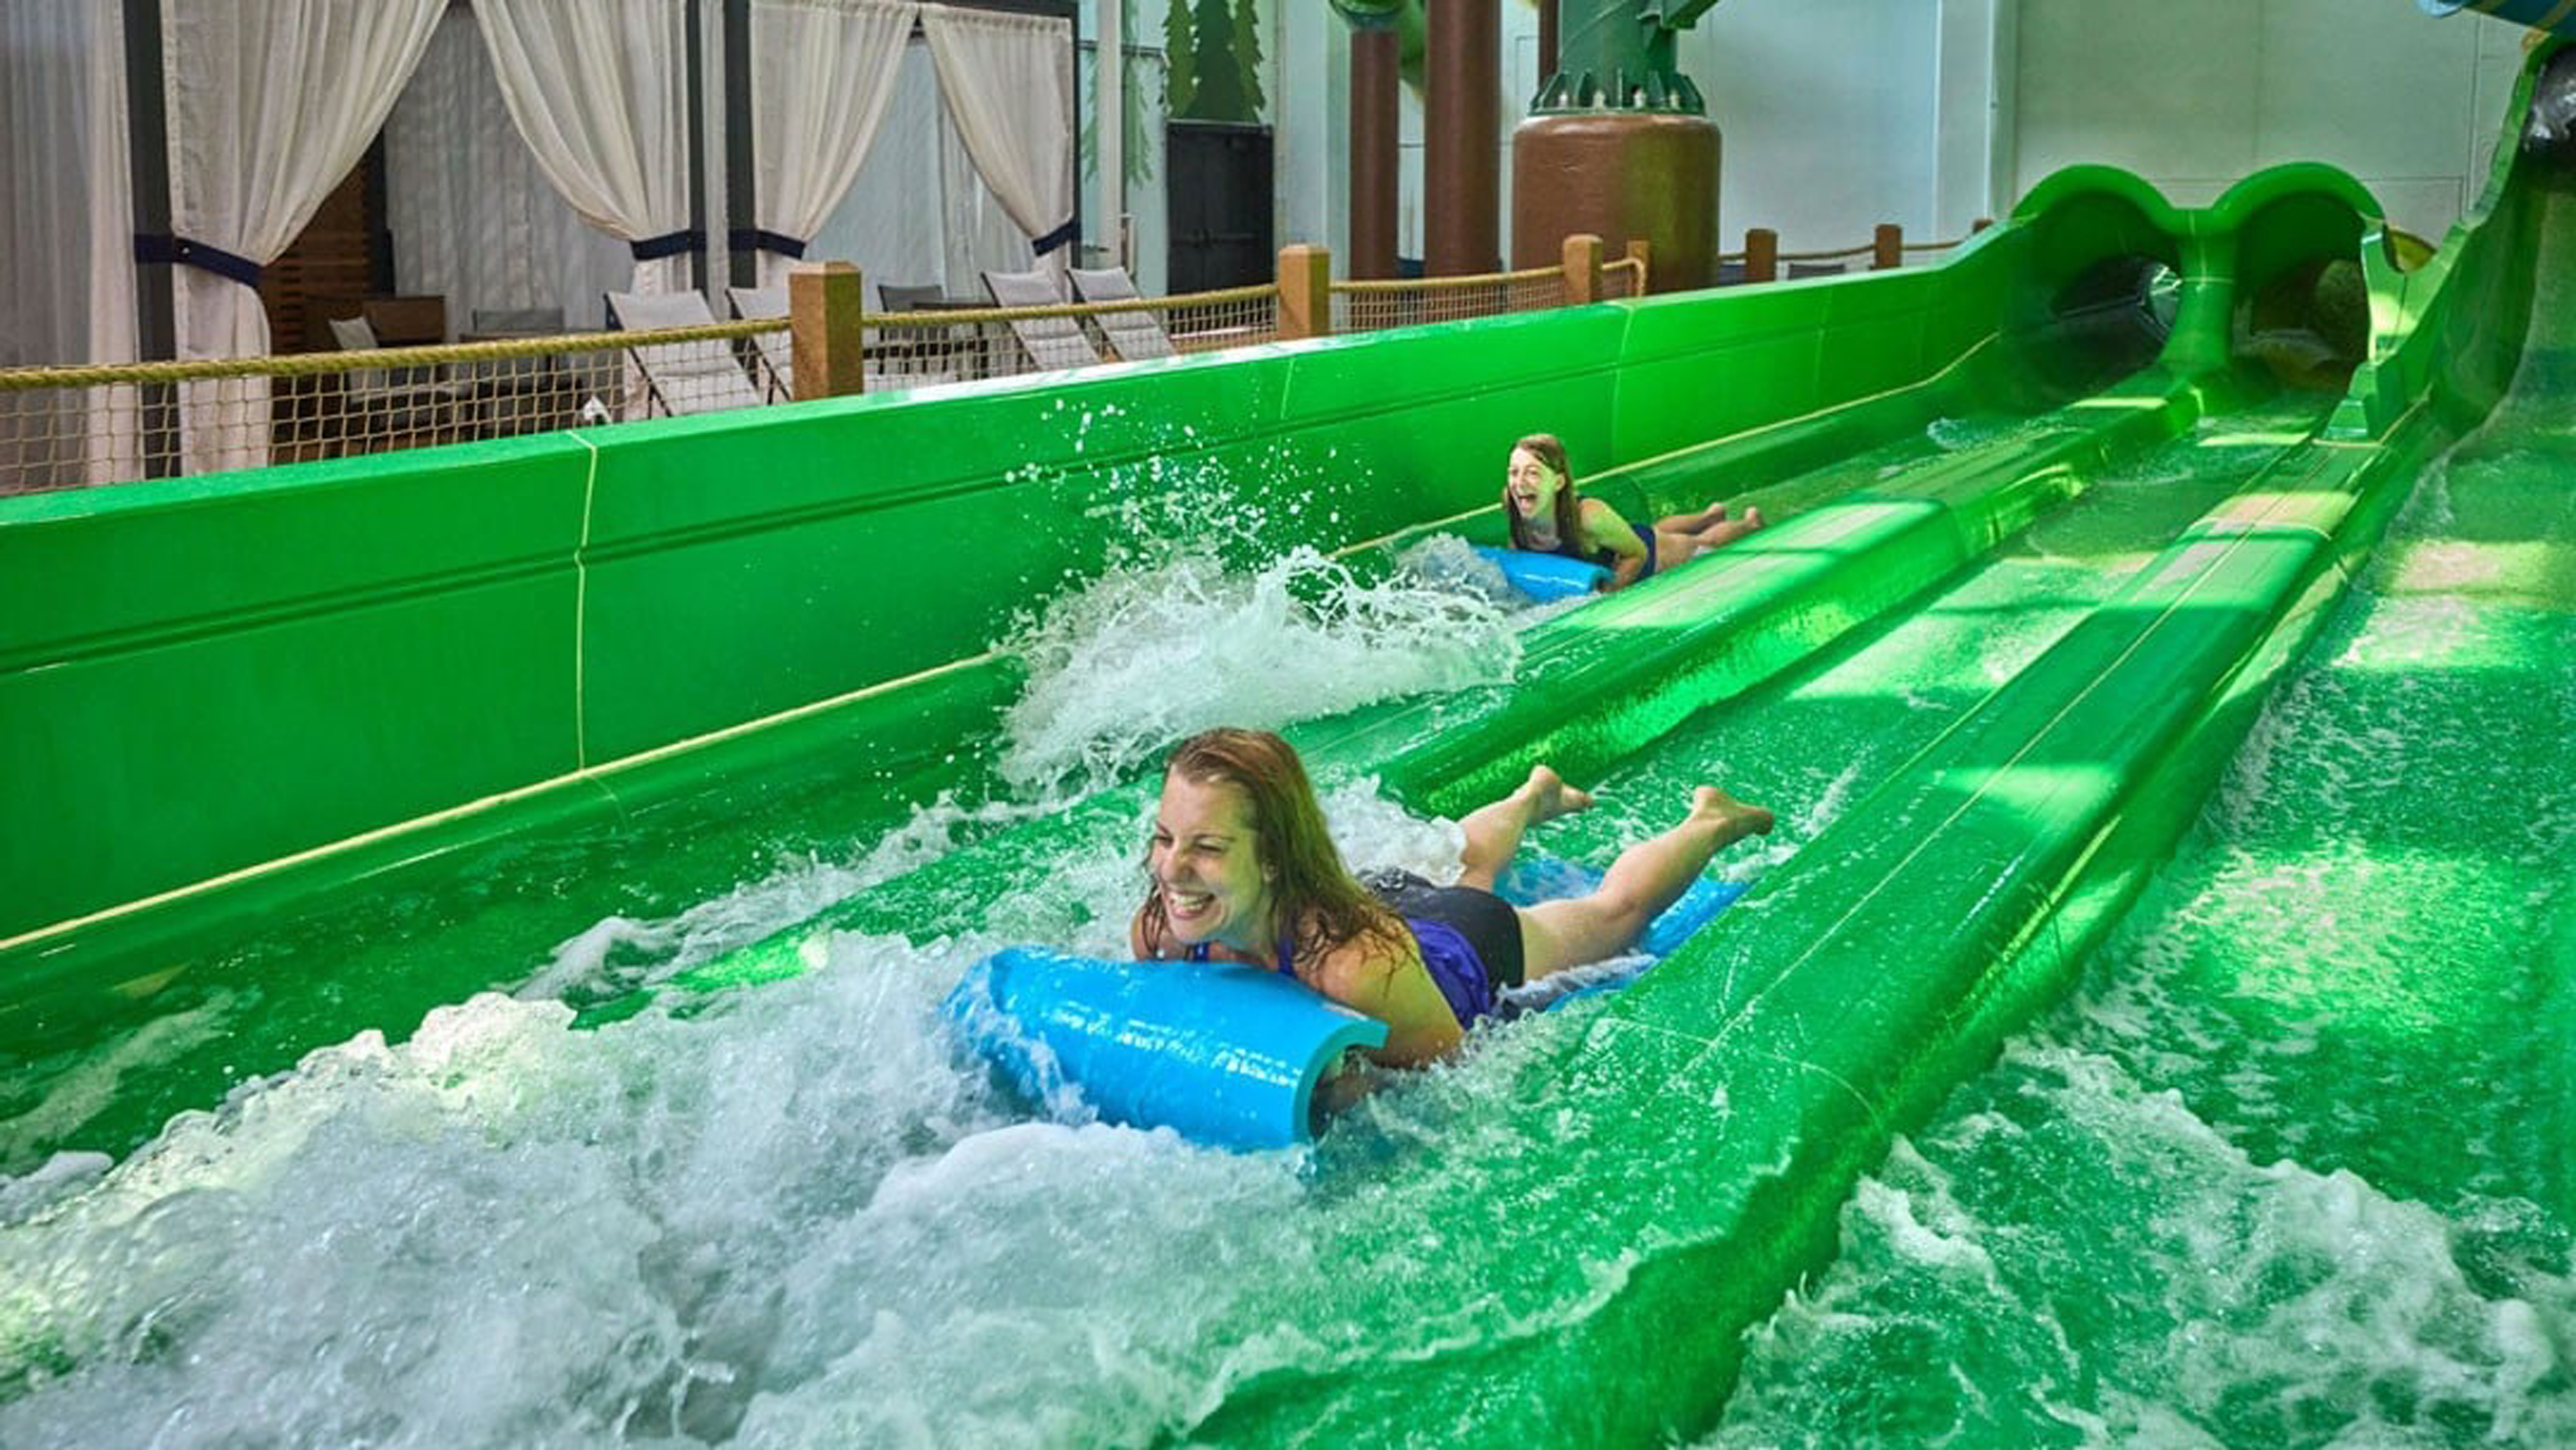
left=603, top=289, right=767, bottom=417
left=1068, top=266, right=1176, bottom=361
left=725, top=285, right=793, bottom=401
left=876, top=282, right=950, bottom=312
left=979, top=267, right=1101, bottom=372
left=325, top=313, right=472, bottom=443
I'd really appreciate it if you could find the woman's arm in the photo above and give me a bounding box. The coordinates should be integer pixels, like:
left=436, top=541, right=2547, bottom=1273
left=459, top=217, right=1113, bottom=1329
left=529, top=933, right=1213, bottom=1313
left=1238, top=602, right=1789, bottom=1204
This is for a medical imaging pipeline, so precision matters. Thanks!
left=1579, top=498, right=1650, bottom=589
left=1316, top=933, right=1465, bottom=1066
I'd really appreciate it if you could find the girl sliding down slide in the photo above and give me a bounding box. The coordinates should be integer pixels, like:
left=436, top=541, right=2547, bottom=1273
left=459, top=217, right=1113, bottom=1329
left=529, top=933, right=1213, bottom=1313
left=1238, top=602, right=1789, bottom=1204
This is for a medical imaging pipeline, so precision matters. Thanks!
left=1131, top=727, right=1773, bottom=1067
left=1503, top=432, right=1765, bottom=591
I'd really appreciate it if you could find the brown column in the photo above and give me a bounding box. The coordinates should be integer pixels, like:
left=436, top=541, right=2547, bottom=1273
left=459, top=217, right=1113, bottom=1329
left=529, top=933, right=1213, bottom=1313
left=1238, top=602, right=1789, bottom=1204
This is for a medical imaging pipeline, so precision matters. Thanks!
left=1350, top=23, right=1399, bottom=281
left=1424, top=0, right=1499, bottom=276
left=1537, top=0, right=1557, bottom=81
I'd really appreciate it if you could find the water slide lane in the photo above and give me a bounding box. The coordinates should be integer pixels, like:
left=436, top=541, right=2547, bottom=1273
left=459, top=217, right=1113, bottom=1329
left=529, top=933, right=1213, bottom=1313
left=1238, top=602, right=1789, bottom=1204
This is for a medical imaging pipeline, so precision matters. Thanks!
left=1712, top=162, right=2576, bottom=1450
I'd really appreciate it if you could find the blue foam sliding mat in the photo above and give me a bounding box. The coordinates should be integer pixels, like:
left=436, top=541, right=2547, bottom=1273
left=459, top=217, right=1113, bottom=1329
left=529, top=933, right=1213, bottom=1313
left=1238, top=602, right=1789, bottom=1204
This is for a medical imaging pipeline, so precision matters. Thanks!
left=1472, top=545, right=1609, bottom=602
left=946, top=948, right=1388, bottom=1149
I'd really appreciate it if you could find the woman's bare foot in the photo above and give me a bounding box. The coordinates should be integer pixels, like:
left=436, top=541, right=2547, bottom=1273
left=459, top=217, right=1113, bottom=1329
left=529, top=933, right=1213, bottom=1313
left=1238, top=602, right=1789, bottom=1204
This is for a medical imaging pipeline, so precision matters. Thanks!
left=1741, top=505, right=1765, bottom=530
left=1518, top=764, right=1596, bottom=824
left=1690, top=785, right=1775, bottom=842
left=1455, top=765, right=1598, bottom=890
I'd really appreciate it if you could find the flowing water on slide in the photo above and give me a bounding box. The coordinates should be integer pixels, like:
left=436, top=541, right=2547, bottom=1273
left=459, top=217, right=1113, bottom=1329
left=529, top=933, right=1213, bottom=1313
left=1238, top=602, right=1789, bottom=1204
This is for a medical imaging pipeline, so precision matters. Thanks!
left=13, top=381, right=2560, bottom=1445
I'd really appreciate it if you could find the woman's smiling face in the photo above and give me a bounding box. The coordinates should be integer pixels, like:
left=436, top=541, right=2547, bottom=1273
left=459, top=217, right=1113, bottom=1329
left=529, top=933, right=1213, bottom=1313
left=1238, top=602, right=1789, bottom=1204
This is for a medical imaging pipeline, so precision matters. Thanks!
left=1506, top=445, right=1563, bottom=518
left=1148, top=770, right=1277, bottom=955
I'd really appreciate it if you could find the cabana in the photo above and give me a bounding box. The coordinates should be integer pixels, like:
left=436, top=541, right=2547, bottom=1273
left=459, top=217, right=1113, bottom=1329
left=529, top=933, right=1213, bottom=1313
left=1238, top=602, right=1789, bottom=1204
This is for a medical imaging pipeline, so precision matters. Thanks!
left=0, top=0, right=1080, bottom=486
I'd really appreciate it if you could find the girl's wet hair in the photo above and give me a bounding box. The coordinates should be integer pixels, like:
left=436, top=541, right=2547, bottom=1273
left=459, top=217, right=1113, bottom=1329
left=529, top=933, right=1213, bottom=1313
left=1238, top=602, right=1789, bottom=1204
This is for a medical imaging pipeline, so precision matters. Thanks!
left=1504, top=433, right=1584, bottom=554
left=1140, top=727, right=1402, bottom=972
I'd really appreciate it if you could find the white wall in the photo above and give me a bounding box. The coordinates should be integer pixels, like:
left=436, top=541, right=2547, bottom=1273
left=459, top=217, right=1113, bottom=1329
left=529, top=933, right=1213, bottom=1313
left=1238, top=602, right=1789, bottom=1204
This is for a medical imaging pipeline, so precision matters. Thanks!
left=1683, top=0, right=1943, bottom=258
left=2011, top=0, right=2526, bottom=243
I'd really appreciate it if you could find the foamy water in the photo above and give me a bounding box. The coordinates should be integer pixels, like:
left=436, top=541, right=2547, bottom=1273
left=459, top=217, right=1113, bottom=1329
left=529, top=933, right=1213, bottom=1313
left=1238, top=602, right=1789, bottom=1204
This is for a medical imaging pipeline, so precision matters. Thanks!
left=996, top=543, right=1521, bottom=797
left=0, top=768, right=1571, bottom=1447
left=0, top=534, right=1564, bottom=1446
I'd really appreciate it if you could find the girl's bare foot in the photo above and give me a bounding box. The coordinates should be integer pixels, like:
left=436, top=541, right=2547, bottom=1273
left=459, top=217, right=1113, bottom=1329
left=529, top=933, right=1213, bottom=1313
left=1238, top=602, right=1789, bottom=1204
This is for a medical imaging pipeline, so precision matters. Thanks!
left=1742, top=505, right=1766, bottom=530
left=1519, top=764, right=1596, bottom=823
left=1690, top=785, right=1775, bottom=840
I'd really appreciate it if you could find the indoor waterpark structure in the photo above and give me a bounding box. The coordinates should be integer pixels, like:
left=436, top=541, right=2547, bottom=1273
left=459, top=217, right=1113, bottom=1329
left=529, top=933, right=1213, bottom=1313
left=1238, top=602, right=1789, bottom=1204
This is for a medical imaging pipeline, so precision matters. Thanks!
left=2, top=1, right=2572, bottom=1445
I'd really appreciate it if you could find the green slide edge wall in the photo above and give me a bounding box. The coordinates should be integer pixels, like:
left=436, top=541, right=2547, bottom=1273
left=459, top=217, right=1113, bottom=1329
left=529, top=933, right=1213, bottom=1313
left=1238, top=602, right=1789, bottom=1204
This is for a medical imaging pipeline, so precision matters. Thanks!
left=5, top=163, right=2221, bottom=977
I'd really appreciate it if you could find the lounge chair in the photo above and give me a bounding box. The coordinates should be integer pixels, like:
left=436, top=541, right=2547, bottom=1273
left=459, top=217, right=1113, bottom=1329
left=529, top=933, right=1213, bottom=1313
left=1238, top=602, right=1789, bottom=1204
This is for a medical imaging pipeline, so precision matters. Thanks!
left=725, top=285, right=793, bottom=401
left=1067, top=266, right=1177, bottom=361
left=324, top=313, right=472, bottom=445
left=603, top=289, right=767, bottom=417
left=979, top=267, right=1100, bottom=373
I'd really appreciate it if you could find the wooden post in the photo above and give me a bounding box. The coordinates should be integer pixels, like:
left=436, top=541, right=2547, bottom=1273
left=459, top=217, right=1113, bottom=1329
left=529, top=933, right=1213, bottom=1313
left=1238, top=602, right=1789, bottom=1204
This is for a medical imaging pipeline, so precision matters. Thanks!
left=790, top=260, right=865, bottom=399
left=1623, top=237, right=1651, bottom=293
left=1561, top=233, right=1604, bottom=305
left=1744, top=228, right=1777, bottom=284
left=1277, top=243, right=1334, bottom=340
left=1873, top=223, right=1903, bottom=271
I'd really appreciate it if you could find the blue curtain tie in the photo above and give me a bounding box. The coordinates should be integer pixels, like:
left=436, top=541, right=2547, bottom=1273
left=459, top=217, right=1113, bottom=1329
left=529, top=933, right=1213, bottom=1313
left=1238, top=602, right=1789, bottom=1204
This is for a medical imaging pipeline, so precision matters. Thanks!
left=134, top=233, right=263, bottom=287
left=729, top=227, right=807, bottom=259
left=1032, top=217, right=1078, bottom=257
left=630, top=229, right=707, bottom=262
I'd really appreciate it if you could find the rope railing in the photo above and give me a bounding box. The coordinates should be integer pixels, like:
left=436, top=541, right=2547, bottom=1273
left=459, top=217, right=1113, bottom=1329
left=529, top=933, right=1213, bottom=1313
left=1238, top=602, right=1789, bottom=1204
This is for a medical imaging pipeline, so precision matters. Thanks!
left=1722, top=219, right=1992, bottom=280
left=4, top=221, right=2003, bottom=496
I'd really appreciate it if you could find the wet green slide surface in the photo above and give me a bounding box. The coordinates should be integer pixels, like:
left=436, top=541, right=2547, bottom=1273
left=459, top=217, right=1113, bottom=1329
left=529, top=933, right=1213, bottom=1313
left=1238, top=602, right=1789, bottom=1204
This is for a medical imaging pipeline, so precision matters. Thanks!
left=5, top=54, right=2572, bottom=1447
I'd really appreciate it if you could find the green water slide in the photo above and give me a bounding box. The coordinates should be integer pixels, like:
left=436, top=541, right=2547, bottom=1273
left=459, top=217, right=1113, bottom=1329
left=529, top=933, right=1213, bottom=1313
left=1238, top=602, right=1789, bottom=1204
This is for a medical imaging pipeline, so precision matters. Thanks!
left=5, top=40, right=2570, bottom=1442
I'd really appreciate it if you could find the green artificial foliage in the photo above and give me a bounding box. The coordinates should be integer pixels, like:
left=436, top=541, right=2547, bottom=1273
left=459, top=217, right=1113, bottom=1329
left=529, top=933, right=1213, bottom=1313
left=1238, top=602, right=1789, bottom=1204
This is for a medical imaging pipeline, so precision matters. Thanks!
left=1165, top=0, right=1198, bottom=116
left=1232, top=0, right=1267, bottom=119
left=1184, top=0, right=1250, bottom=121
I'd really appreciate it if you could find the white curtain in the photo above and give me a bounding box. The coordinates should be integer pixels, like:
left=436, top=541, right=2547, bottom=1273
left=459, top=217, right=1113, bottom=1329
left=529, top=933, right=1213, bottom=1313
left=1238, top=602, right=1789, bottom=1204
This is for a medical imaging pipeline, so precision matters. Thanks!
left=386, top=7, right=631, bottom=334
left=810, top=38, right=1028, bottom=301
left=162, top=0, right=444, bottom=474
left=474, top=0, right=696, bottom=301
left=0, top=0, right=139, bottom=491
left=747, top=0, right=918, bottom=289
left=920, top=3, right=1074, bottom=278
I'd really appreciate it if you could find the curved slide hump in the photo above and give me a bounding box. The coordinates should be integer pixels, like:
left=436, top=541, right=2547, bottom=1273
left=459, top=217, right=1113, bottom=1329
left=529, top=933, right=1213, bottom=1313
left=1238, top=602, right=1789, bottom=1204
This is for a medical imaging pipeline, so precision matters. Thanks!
left=12, top=45, right=2569, bottom=1442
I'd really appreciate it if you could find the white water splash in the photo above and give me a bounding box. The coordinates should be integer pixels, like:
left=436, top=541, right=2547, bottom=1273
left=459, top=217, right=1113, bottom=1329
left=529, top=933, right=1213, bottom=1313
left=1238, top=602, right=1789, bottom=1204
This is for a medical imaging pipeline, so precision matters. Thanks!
left=996, top=545, right=1520, bottom=797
